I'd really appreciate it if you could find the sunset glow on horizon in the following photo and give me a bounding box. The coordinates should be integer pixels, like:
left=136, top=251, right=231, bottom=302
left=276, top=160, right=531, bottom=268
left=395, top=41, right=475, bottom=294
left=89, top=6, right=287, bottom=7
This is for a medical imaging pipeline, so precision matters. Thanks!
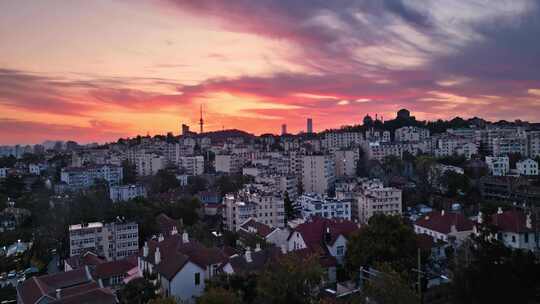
left=1, top=0, right=540, bottom=144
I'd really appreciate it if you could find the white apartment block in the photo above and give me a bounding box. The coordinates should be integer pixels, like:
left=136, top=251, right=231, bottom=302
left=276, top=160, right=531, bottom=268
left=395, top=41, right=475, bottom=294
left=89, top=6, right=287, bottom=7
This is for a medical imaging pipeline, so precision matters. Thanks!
left=302, top=154, right=335, bottom=195
left=354, top=182, right=402, bottom=224
left=516, top=159, right=538, bottom=176
left=362, top=142, right=403, bottom=161
left=527, top=131, right=540, bottom=158
left=365, top=130, right=391, bottom=142
left=297, top=194, right=351, bottom=220
left=485, top=156, right=510, bottom=176
left=492, top=137, right=528, bottom=156
left=179, top=155, right=204, bottom=176
left=136, top=153, right=166, bottom=176
left=109, top=184, right=147, bottom=202
left=215, top=154, right=244, bottom=174
left=69, top=219, right=139, bottom=260
left=476, top=127, right=526, bottom=155
left=222, top=188, right=285, bottom=231
left=432, top=134, right=477, bottom=159
left=60, top=165, right=123, bottom=190
left=323, top=132, right=363, bottom=151
left=394, top=126, right=430, bottom=142
left=254, top=174, right=298, bottom=199
left=334, top=149, right=359, bottom=177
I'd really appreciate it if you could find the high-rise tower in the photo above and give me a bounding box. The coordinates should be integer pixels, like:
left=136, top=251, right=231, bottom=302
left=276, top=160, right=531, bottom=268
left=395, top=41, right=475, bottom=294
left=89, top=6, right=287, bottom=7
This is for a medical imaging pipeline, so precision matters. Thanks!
left=307, top=118, right=313, bottom=134
left=199, top=104, right=204, bottom=134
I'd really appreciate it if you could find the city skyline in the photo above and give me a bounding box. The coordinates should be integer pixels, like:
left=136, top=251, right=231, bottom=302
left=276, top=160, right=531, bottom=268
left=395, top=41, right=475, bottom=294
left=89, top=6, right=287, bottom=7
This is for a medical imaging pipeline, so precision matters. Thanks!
left=1, top=1, right=540, bottom=144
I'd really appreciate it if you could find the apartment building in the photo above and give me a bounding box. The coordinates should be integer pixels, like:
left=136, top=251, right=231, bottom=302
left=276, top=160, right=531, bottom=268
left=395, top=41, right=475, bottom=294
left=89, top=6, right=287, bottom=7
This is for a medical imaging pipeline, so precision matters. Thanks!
left=297, top=193, right=351, bottom=220
left=354, top=181, right=402, bottom=224
left=527, top=131, right=540, bottom=158
left=394, top=126, right=430, bottom=142
left=485, top=156, right=510, bottom=176
left=222, top=187, right=285, bottom=231
left=362, top=141, right=403, bottom=161
left=323, top=132, right=363, bottom=151
left=178, top=155, right=204, bottom=176
left=109, top=184, right=147, bottom=202
left=492, top=136, right=528, bottom=156
left=302, top=154, right=335, bottom=195
left=333, top=149, right=359, bottom=178
left=133, top=152, right=166, bottom=176
left=69, top=219, right=139, bottom=261
left=60, top=164, right=123, bottom=190
left=215, top=154, right=244, bottom=174
left=516, top=158, right=538, bottom=176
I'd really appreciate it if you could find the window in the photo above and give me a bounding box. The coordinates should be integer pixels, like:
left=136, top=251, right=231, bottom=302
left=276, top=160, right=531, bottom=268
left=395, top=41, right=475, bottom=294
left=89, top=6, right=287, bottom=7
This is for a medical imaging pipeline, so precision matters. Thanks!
left=336, top=246, right=344, bottom=256
left=194, top=273, right=201, bottom=286
left=512, top=235, right=516, bottom=243
left=524, top=233, right=529, bottom=243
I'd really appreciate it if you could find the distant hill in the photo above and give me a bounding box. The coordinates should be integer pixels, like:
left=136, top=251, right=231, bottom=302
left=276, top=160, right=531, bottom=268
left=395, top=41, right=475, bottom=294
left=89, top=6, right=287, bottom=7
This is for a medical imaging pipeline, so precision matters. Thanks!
left=199, top=129, right=255, bottom=142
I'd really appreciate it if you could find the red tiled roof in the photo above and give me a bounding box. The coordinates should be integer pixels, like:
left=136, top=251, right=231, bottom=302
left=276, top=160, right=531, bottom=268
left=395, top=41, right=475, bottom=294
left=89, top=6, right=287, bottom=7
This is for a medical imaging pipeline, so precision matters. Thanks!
left=491, top=210, right=534, bottom=233
left=141, top=234, right=228, bottom=280
left=290, top=217, right=358, bottom=251
left=94, top=258, right=137, bottom=279
left=239, top=219, right=273, bottom=238
left=415, top=211, right=473, bottom=234
left=65, top=252, right=106, bottom=270
left=156, top=213, right=181, bottom=237
left=17, top=267, right=115, bottom=304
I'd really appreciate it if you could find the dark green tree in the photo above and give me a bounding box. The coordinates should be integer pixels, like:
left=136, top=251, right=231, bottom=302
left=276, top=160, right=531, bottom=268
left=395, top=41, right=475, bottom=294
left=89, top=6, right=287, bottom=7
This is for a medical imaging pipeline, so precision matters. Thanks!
left=119, top=277, right=158, bottom=304
left=121, top=159, right=137, bottom=184
left=283, top=191, right=294, bottom=222
left=197, top=287, right=241, bottom=304
left=256, top=253, right=323, bottom=304
left=345, top=214, right=418, bottom=276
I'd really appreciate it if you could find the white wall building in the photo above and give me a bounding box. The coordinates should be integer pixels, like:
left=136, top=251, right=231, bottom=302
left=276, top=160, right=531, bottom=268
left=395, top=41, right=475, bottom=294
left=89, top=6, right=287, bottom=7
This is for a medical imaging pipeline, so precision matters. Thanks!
left=485, top=156, right=510, bottom=176
left=60, top=164, right=123, bottom=190
left=136, top=153, right=166, bottom=176
left=69, top=219, right=139, bottom=260
left=333, top=149, right=359, bottom=178
left=302, top=154, right=335, bottom=195
left=516, top=158, right=538, bottom=176
left=215, top=154, right=244, bottom=174
left=179, top=155, right=204, bottom=176
left=109, top=184, right=147, bottom=202
left=394, top=126, right=430, bottom=142
left=354, top=182, right=402, bottom=224
left=297, top=194, right=351, bottom=220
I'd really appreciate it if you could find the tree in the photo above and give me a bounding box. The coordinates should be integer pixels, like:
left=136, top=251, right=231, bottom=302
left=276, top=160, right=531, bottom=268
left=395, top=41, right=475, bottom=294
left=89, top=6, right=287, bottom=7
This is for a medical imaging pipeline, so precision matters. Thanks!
left=122, top=160, right=137, bottom=184
left=150, top=169, right=180, bottom=194
left=450, top=218, right=540, bottom=304
left=283, top=191, right=294, bottom=222
left=441, top=171, right=471, bottom=197
left=119, top=277, right=158, bottom=304
left=360, top=263, right=418, bottom=304
left=346, top=214, right=418, bottom=277
left=197, top=287, right=241, bottom=304
left=256, top=253, right=323, bottom=304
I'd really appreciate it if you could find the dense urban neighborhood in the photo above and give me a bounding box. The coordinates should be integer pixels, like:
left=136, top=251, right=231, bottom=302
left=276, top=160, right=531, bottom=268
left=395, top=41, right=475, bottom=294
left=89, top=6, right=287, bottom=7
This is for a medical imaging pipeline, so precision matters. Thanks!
left=1, top=109, right=540, bottom=303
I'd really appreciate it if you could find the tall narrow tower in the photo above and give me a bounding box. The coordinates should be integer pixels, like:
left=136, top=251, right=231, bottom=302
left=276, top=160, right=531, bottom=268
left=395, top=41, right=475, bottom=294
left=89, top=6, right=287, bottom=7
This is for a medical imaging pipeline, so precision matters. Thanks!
left=199, top=104, right=204, bottom=134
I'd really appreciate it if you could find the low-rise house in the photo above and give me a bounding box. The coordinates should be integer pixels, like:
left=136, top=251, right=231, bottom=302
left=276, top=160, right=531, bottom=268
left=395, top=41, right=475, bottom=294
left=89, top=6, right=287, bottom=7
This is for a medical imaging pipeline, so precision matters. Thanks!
left=297, top=193, right=352, bottom=221
left=414, top=210, right=474, bottom=244
left=490, top=208, right=538, bottom=251
left=485, top=156, right=509, bottom=176
left=138, top=232, right=228, bottom=302
left=16, top=267, right=117, bottom=304
left=94, top=257, right=140, bottom=289
left=286, top=217, right=358, bottom=282
left=221, top=245, right=282, bottom=276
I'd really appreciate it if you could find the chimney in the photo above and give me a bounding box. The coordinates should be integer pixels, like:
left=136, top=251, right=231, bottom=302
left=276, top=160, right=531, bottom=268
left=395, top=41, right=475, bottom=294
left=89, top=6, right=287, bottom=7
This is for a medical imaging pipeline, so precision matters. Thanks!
left=324, top=227, right=332, bottom=244
left=158, top=234, right=164, bottom=242
left=182, top=231, right=189, bottom=243
left=155, top=247, right=161, bottom=265
left=280, top=244, right=287, bottom=254
left=255, top=243, right=261, bottom=252
left=497, top=207, right=503, bottom=214
left=245, top=247, right=252, bottom=263
left=477, top=211, right=483, bottom=224
left=526, top=213, right=532, bottom=229
left=143, top=242, right=149, bottom=257
left=56, top=289, right=61, bottom=299
left=171, top=226, right=178, bottom=236
left=441, top=210, right=445, bottom=216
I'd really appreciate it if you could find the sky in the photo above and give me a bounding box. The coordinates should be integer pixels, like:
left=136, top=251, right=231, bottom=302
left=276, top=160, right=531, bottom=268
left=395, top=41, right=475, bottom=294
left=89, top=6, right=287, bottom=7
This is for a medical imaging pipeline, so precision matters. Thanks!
left=1, top=0, right=540, bottom=144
